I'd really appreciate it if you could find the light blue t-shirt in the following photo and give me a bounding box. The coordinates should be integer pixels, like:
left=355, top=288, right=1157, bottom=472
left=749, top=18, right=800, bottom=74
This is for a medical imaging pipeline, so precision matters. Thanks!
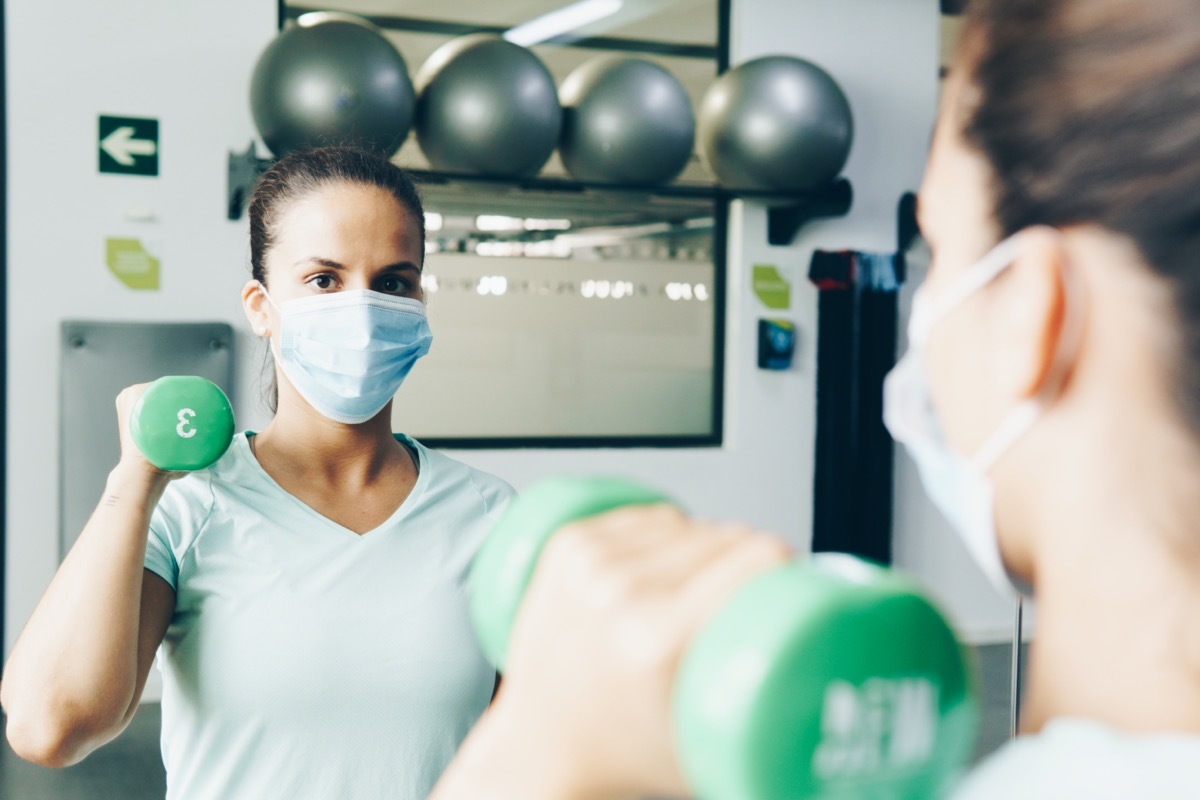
left=953, top=718, right=1200, bottom=798
left=143, top=432, right=514, bottom=800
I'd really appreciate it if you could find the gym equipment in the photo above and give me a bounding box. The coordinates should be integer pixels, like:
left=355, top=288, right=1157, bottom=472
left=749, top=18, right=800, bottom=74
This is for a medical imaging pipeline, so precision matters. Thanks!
left=413, top=34, right=561, bottom=177
left=129, top=376, right=235, bottom=471
left=470, top=476, right=977, bottom=800
left=697, top=55, right=854, bottom=193
left=250, top=12, right=415, bottom=158
left=558, top=57, right=695, bottom=184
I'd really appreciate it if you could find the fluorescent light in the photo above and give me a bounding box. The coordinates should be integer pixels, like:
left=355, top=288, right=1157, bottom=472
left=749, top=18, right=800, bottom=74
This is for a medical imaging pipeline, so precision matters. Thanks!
left=475, top=215, right=525, bottom=232
left=475, top=275, right=509, bottom=295
left=523, top=219, right=568, bottom=231
left=504, top=0, right=623, bottom=47
left=425, top=212, right=444, bottom=232
left=554, top=221, right=673, bottom=249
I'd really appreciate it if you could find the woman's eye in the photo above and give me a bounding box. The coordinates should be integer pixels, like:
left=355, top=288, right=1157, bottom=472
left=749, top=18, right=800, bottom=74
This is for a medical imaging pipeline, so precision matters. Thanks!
left=378, top=276, right=406, bottom=293
left=310, top=274, right=335, bottom=290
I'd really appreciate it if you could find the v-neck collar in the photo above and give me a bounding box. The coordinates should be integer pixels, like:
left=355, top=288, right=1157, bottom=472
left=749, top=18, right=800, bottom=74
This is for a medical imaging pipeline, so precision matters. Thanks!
left=234, top=431, right=429, bottom=540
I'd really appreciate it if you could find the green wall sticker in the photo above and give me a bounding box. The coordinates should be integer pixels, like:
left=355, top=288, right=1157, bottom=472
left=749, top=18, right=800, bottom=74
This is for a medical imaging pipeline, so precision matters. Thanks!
left=753, top=264, right=791, bottom=310
left=106, top=238, right=160, bottom=290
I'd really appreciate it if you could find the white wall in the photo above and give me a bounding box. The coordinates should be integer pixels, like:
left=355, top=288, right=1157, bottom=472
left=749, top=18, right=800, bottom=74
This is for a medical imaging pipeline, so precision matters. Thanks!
left=4, top=0, right=278, bottom=666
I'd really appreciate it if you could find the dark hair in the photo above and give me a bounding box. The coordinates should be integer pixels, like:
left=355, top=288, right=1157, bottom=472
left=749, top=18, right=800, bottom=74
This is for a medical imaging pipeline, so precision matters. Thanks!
left=960, top=0, right=1200, bottom=435
left=248, top=145, right=426, bottom=286
left=247, top=146, right=426, bottom=414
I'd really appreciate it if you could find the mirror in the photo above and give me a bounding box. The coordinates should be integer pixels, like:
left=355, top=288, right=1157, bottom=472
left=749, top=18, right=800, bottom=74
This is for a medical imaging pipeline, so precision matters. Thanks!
left=279, top=0, right=726, bottom=446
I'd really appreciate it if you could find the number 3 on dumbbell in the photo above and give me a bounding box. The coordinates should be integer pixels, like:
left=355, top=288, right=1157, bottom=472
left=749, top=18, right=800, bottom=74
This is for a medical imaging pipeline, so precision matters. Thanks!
left=129, top=377, right=235, bottom=471
left=176, top=408, right=198, bottom=439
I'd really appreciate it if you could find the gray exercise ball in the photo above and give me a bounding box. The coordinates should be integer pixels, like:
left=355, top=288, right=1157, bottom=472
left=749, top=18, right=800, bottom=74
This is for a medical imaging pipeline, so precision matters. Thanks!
left=250, top=12, right=415, bottom=158
left=698, top=56, right=853, bottom=192
left=414, top=35, right=561, bottom=177
left=559, top=57, right=696, bottom=184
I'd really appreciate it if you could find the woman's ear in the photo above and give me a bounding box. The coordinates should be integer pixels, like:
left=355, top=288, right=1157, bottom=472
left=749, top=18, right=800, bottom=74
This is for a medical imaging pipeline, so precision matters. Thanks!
left=242, top=280, right=272, bottom=338
left=993, top=228, right=1069, bottom=401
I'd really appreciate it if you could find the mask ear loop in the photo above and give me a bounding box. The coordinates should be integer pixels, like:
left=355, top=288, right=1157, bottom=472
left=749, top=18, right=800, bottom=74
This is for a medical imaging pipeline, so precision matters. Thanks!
left=910, top=235, right=1024, bottom=346
left=971, top=229, right=1085, bottom=472
left=255, top=280, right=282, bottom=313
left=254, top=281, right=285, bottom=361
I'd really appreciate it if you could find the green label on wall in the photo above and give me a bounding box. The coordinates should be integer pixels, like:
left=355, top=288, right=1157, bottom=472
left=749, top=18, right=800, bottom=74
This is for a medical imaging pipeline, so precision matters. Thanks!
left=753, top=264, right=791, bottom=310
left=98, top=115, right=159, bottom=176
left=106, top=238, right=160, bottom=290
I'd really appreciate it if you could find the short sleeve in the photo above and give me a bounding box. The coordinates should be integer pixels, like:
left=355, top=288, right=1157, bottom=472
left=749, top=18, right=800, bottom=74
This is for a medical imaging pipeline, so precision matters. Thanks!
left=144, top=520, right=178, bottom=589
left=951, top=721, right=1200, bottom=799
left=143, top=472, right=216, bottom=591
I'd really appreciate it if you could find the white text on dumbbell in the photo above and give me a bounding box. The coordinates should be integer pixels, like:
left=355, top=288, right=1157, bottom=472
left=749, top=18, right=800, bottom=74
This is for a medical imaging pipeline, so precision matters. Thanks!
left=812, top=677, right=939, bottom=779
left=176, top=408, right=197, bottom=439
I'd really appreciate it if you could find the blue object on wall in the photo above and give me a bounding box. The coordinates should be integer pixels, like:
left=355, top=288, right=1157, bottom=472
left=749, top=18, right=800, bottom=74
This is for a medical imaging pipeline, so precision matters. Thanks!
left=757, top=318, right=796, bottom=370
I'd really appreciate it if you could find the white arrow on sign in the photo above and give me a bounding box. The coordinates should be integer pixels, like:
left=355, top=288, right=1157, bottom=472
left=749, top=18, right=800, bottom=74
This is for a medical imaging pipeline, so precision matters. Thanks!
left=101, top=126, right=157, bottom=167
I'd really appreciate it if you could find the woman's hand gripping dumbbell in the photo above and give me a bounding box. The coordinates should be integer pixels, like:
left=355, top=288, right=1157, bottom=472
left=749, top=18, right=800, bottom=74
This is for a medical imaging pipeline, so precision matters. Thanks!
left=119, top=376, right=235, bottom=473
left=458, top=477, right=980, bottom=800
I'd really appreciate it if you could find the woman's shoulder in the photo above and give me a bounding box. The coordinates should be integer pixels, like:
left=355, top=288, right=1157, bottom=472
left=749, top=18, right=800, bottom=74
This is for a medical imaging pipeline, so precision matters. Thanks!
left=400, top=435, right=516, bottom=515
left=952, top=719, right=1200, bottom=799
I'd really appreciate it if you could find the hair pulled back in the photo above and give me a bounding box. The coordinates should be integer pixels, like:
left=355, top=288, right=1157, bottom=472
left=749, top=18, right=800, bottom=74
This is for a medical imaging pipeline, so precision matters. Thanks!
left=961, top=0, right=1200, bottom=434
left=248, top=145, right=426, bottom=286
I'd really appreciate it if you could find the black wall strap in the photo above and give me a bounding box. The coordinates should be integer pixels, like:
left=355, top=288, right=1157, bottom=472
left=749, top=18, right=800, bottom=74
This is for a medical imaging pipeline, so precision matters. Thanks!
left=808, top=250, right=902, bottom=564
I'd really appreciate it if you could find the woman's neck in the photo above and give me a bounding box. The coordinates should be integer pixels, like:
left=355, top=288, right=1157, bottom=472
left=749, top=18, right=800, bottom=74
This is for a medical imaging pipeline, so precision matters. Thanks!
left=997, top=324, right=1200, bottom=736
left=1021, top=518, right=1200, bottom=735
left=253, top=391, right=406, bottom=487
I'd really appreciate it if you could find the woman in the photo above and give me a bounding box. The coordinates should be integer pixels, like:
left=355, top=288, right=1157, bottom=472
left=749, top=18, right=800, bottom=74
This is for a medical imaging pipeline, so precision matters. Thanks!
left=430, top=0, right=1200, bottom=797
left=1, top=147, right=514, bottom=799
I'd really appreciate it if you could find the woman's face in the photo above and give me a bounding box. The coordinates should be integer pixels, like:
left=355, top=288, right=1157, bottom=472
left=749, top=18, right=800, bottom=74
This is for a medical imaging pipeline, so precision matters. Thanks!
left=916, top=72, right=1020, bottom=459
left=915, top=69, right=1080, bottom=588
left=243, top=180, right=424, bottom=339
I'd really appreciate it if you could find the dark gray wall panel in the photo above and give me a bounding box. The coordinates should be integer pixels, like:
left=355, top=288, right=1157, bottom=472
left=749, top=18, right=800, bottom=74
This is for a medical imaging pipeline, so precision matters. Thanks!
left=59, top=321, right=234, bottom=558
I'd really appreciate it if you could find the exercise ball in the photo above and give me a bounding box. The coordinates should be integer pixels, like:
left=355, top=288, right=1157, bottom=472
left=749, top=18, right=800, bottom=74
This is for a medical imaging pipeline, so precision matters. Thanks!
left=414, top=35, right=561, bottom=177
left=697, top=56, right=853, bottom=192
left=559, top=57, right=696, bottom=184
left=250, top=12, right=415, bottom=158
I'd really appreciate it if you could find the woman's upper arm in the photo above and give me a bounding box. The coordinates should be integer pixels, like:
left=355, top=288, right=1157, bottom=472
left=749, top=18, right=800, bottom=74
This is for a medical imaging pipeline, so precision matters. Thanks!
left=121, top=569, right=175, bottom=726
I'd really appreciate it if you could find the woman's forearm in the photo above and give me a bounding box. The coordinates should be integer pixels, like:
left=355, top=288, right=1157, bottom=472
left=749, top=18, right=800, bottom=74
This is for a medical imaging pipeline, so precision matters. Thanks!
left=1, top=462, right=170, bottom=765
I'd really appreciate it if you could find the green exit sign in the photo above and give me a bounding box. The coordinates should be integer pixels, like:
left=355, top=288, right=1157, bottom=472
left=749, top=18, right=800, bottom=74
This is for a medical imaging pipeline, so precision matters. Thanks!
left=99, top=115, right=158, bottom=176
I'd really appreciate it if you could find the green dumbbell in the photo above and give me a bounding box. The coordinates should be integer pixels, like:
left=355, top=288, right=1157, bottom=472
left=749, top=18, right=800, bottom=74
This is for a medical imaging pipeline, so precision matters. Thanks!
left=469, top=477, right=979, bottom=800
left=129, top=376, right=235, bottom=471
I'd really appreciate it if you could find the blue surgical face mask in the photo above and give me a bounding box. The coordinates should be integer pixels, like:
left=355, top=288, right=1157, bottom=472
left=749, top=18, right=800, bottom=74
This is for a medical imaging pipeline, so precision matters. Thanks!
left=259, top=285, right=433, bottom=425
left=883, top=233, right=1079, bottom=598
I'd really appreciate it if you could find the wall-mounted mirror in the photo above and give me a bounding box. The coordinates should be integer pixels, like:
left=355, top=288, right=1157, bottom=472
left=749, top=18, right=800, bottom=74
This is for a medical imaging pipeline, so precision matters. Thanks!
left=276, top=0, right=726, bottom=447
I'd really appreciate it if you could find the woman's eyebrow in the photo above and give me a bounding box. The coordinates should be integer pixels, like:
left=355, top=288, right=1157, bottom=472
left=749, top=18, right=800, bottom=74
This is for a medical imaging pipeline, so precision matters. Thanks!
left=380, top=262, right=422, bottom=274
left=293, top=257, right=345, bottom=269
